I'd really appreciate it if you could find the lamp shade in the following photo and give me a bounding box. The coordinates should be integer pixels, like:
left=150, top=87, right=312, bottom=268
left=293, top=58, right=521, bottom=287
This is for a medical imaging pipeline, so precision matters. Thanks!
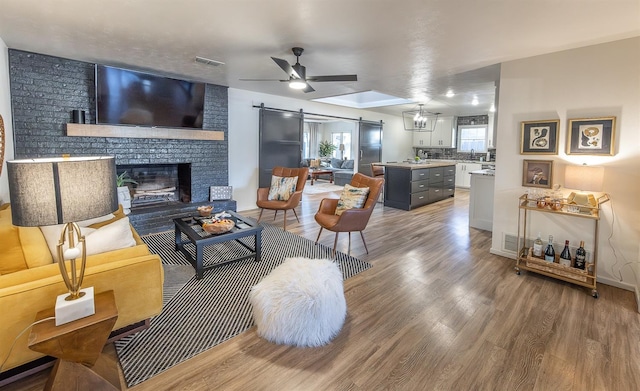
left=7, top=156, right=118, bottom=226
left=564, top=164, right=604, bottom=192
left=339, top=144, right=345, bottom=151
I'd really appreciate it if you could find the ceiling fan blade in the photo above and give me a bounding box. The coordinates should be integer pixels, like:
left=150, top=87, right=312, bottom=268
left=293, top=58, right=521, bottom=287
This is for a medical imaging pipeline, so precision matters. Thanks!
left=239, top=78, right=288, bottom=81
left=307, top=75, right=358, bottom=82
left=271, top=57, right=301, bottom=79
left=303, top=83, right=315, bottom=93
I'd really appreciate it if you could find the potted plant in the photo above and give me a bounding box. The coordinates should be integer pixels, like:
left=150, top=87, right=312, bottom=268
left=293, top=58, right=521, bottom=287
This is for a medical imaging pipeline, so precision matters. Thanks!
left=318, top=140, right=337, bottom=158
left=116, top=172, right=137, bottom=215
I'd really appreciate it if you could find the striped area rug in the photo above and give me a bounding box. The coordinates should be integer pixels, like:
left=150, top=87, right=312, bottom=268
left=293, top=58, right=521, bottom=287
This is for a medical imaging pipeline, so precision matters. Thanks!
left=114, top=224, right=372, bottom=387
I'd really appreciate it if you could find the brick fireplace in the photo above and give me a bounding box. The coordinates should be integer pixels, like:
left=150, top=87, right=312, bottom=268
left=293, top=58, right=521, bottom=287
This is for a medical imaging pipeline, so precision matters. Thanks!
left=117, top=163, right=192, bottom=208
left=8, top=49, right=236, bottom=234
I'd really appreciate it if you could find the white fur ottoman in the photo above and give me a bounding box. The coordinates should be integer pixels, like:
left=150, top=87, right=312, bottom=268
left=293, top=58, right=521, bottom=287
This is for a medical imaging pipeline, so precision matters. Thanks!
left=249, top=257, right=346, bottom=347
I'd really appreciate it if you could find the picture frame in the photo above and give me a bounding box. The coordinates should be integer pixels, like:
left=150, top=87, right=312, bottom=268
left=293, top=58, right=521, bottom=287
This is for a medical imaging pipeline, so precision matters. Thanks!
left=520, top=119, right=559, bottom=154
left=567, top=117, right=616, bottom=155
left=522, top=159, right=553, bottom=189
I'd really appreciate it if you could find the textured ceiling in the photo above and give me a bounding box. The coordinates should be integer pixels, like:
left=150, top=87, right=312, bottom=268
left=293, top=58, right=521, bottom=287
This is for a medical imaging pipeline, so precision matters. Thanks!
left=0, top=0, right=638, bottom=117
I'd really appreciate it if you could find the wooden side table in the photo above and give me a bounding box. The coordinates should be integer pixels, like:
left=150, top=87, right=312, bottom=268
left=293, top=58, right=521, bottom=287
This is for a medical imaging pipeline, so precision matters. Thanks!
left=28, top=290, right=120, bottom=390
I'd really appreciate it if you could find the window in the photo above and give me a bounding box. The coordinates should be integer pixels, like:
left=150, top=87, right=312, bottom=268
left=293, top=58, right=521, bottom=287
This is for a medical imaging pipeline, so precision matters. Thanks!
left=331, top=132, right=351, bottom=159
left=458, top=125, right=488, bottom=152
left=302, top=131, right=309, bottom=158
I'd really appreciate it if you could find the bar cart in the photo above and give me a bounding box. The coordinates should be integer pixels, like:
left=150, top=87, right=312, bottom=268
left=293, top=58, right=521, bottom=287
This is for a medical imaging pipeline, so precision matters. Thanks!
left=515, top=193, right=610, bottom=298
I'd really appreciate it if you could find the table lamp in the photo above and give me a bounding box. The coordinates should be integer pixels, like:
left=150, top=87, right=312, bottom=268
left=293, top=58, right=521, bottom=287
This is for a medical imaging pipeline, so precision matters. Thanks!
left=7, top=156, right=117, bottom=325
left=564, top=163, right=604, bottom=212
left=339, top=143, right=345, bottom=160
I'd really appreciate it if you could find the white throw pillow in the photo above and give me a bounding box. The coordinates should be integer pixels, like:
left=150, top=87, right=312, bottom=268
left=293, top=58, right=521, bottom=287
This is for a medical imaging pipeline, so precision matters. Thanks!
left=267, top=175, right=298, bottom=201
left=40, top=224, right=96, bottom=262
left=76, top=212, right=116, bottom=227
left=40, top=217, right=136, bottom=262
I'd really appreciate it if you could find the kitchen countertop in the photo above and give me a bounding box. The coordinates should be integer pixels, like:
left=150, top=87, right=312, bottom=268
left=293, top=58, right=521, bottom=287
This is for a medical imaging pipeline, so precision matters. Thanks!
left=470, top=169, right=495, bottom=176
left=375, top=161, right=457, bottom=169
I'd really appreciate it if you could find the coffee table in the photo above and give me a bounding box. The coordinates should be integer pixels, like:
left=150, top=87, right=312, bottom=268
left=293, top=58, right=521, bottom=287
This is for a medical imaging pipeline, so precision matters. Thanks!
left=310, top=169, right=334, bottom=185
left=173, top=211, right=263, bottom=279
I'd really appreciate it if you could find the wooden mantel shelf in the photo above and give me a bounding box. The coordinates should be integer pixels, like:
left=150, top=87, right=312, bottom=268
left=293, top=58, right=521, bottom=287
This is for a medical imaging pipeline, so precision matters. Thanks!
left=66, top=123, right=224, bottom=141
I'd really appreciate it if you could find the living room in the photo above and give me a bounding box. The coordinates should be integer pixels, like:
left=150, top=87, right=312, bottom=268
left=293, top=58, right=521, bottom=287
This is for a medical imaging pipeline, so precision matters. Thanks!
left=1, top=1, right=640, bottom=390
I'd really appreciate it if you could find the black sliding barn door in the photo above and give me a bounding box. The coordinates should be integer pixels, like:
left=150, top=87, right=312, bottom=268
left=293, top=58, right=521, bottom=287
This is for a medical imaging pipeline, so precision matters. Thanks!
left=358, top=120, right=383, bottom=175
left=258, top=108, right=304, bottom=188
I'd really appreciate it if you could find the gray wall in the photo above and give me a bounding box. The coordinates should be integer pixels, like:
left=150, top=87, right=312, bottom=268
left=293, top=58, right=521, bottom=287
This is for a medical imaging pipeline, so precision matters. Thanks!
left=8, top=49, right=228, bottom=203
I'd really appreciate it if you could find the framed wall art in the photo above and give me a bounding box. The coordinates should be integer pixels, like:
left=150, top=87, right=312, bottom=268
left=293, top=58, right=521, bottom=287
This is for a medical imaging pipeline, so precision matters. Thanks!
left=520, top=119, right=559, bottom=154
left=522, top=159, right=553, bottom=189
left=567, top=117, right=616, bottom=155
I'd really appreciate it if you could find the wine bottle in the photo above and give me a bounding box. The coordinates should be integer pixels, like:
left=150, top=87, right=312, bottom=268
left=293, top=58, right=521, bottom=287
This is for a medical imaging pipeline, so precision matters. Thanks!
left=559, top=240, right=572, bottom=266
left=544, top=235, right=555, bottom=263
left=532, top=232, right=543, bottom=258
left=574, top=241, right=586, bottom=270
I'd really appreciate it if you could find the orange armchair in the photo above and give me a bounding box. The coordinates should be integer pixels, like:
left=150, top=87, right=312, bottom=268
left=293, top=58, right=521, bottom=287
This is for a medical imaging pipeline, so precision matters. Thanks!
left=314, top=173, right=384, bottom=255
left=256, top=166, right=309, bottom=230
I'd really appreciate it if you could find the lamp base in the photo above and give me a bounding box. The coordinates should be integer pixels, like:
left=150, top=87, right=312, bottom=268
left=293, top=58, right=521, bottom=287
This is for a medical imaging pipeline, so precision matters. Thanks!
left=55, top=286, right=96, bottom=326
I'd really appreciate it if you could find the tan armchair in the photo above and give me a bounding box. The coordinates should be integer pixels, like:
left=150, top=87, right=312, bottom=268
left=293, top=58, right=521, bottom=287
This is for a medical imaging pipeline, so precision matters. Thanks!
left=371, top=163, right=384, bottom=177
left=314, top=173, right=384, bottom=255
left=256, top=166, right=309, bottom=230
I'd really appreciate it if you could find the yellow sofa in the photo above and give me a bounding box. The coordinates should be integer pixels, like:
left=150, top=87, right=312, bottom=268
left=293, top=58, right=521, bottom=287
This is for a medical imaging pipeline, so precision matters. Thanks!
left=0, top=204, right=164, bottom=373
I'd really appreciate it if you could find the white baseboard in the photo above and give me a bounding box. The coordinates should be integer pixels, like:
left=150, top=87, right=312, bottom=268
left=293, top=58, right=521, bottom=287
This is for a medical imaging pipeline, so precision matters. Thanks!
left=596, top=276, right=635, bottom=292
left=490, top=248, right=516, bottom=260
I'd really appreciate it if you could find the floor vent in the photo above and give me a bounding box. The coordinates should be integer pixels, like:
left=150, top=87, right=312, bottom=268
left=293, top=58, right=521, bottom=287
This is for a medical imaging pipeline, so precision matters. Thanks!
left=503, top=233, right=530, bottom=253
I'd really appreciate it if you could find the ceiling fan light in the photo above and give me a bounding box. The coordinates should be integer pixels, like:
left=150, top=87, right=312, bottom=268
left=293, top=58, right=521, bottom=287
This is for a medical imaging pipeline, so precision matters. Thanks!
left=289, top=80, right=307, bottom=90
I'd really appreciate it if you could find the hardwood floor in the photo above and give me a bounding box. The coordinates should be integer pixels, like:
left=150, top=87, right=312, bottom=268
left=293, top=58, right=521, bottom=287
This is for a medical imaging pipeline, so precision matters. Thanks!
left=7, top=187, right=640, bottom=390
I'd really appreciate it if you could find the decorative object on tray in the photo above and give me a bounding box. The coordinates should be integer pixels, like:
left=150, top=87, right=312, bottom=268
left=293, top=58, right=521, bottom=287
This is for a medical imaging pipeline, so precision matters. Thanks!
left=198, top=211, right=234, bottom=234
left=201, top=218, right=235, bottom=234
left=522, top=159, right=553, bottom=189
left=520, top=119, right=559, bottom=154
left=567, top=116, right=616, bottom=155
left=197, top=205, right=213, bottom=217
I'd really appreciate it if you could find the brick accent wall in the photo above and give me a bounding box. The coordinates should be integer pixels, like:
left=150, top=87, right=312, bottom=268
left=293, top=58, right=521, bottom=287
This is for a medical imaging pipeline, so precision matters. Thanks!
left=8, top=49, right=229, bottom=204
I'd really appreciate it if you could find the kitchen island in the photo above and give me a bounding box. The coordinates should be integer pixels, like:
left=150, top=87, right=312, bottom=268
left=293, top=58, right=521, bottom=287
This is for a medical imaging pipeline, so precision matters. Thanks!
left=377, top=162, right=456, bottom=210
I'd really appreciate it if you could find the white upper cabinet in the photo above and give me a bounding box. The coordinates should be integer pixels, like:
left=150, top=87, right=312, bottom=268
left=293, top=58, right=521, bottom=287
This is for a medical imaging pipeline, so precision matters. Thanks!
left=412, top=116, right=456, bottom=148
left=431, top=116, right=456, bottom=147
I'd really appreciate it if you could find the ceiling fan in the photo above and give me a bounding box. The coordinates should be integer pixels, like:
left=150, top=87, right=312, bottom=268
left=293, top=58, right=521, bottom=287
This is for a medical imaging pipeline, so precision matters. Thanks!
left=240, top=47, right=357, bottom=93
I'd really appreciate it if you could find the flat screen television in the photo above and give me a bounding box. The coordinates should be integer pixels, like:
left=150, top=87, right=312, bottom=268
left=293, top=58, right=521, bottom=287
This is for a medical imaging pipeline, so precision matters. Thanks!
left=96, top=65, right=205, bottom=129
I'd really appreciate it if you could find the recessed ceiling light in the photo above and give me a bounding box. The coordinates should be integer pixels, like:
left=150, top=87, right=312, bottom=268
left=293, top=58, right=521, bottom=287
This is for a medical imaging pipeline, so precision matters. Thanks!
left=489, top=104, right=496, bottom=112
left=472, top=97, right=479, bottom=105
left=446, top=90, right=455, bottom=98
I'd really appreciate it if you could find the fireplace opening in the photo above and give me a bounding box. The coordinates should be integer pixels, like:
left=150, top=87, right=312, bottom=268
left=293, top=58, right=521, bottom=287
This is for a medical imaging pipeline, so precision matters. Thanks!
left=117, top=163, right=191, bottom=208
